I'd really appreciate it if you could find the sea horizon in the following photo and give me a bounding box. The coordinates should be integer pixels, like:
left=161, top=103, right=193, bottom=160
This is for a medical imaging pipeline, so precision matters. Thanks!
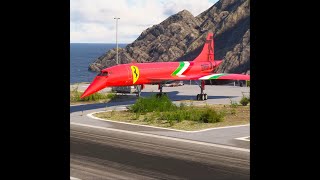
left=70, top=43, right=127, bottom=84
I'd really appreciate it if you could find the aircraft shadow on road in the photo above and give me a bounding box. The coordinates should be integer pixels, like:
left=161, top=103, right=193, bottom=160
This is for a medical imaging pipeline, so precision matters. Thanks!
left=70, top=90, right=237, bottom=113
left=141, top=91, right=237, bottom=101
left=70, top=100, right=135, bottom=113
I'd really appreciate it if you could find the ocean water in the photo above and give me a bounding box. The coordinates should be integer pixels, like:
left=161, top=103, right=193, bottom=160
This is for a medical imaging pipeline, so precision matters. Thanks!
left=70, top=43, right=127, bottom=84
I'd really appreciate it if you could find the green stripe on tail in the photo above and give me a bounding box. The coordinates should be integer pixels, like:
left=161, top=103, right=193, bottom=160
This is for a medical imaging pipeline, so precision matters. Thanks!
left=172, top=62, right=185, bottom=75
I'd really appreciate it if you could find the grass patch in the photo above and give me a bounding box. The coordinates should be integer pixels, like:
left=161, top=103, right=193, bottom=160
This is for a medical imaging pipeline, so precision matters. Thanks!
left=94, top=95, right=249, bottom=131
left=94, top=104, right=249, bottom=131
left=158, top=106, right=224, bottom=123
left=128, top=95, right=224, bottom=124
left=70, top=87, right=116, bottom=103
left=229, top=98, right=239, bottom=108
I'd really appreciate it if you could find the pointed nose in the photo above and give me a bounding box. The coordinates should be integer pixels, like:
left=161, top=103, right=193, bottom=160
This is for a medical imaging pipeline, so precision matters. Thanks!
left=81, top=76, right=107, bottom=98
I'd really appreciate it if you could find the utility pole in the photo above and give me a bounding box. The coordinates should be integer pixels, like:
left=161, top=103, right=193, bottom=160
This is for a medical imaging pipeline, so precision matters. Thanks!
left=114, top=17, right=120, bottom=64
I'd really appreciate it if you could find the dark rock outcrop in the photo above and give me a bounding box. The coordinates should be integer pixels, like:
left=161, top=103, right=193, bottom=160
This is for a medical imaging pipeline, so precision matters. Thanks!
left=89, top=0, right=250, bottom=75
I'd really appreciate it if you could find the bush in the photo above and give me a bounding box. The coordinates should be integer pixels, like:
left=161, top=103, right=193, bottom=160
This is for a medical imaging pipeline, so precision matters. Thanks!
left=159, top=106, right=224, bottom=124
left=81, top=93, right=110, bottom=101
left=172, top=112, right=183, bottom=122
left=230, top=99, right=238, bottom=108
left=240, top=96, right=250, bottom=106
left=129, top=95, right=225, bottom=125
left=129, top=95, right=177, bottom=113
left=107, top=93, right=117, bottom=100
left=70, top=87, right=114, bottom=102
left=199, top=108, right=224, bottom=123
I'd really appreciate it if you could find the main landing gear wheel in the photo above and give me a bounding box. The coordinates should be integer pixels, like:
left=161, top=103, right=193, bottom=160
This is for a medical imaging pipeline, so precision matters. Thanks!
left=196, top=93, right=207, bottom=100
left=196, top=80, right=208, bottom=101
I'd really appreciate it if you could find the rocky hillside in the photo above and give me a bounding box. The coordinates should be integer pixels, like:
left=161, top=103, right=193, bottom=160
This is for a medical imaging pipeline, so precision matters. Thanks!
left=89, top=0, right=250, bottom=74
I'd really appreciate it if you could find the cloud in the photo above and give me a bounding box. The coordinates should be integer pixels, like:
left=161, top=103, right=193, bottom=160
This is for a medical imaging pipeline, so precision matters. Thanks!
left=70, top=0, right=218, bottom=43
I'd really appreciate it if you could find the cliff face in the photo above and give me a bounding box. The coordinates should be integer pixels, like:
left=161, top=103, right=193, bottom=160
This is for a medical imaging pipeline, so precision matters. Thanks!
left=89, top=0, right=250, bottom=74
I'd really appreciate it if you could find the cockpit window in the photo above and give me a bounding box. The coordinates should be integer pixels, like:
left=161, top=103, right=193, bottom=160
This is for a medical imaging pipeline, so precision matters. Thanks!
left=98, top=71, right=108, bottom=76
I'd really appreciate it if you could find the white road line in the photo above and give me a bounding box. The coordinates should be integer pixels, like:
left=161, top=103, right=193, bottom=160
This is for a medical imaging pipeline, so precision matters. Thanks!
left=70, top=104, right=88, bottom=106
left=71, top=122, right=250, bottom=152
left=235, top=136, right=250, bottom=142
left=87, top=111, right=250, bottom=133
left=70, top=177, right=81, bottom=180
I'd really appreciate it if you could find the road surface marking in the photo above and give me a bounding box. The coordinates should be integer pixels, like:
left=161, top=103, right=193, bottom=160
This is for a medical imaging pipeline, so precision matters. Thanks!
left=70, top=177, right=81, bottom=180
left=71, top=122, right=250, bottom=152
left=235, top=136, right=250, bottom=142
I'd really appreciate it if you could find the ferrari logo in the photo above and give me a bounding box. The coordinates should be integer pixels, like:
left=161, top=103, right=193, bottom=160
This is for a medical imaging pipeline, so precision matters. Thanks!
left=130, top=65, right=140, bottom=84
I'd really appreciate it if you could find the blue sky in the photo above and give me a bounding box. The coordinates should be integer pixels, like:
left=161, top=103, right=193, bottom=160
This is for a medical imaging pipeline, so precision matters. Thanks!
left=70, top=0, right=218, bottom=43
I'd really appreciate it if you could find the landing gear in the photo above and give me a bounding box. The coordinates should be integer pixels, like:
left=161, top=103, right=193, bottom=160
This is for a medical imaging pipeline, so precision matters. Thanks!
left=135, top=85, right=142, bottom=97
left=196, top=80, right=208, bottom=101
left=156, top=83, right=167, bottom=97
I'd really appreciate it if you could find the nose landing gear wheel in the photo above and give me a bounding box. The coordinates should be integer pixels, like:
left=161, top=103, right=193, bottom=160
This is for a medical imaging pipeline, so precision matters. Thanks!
left=156, top=84, right=167, bottom=98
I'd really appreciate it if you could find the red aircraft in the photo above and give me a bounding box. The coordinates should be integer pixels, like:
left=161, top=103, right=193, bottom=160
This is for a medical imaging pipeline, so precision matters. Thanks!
left=81, top=32, right=250, bottom=101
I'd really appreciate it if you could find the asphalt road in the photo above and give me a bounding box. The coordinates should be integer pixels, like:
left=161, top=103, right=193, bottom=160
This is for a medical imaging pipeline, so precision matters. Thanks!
left=71, top=124, right=249, bottom=180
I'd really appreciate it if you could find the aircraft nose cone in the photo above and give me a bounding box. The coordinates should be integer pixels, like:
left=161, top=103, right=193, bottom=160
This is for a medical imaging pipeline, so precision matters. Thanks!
left=81, top=77, right=107, bottom=98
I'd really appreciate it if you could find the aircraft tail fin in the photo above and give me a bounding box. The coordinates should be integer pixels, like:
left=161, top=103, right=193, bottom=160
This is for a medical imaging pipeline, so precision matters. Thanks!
left=193, top=32, right=214, bottom=62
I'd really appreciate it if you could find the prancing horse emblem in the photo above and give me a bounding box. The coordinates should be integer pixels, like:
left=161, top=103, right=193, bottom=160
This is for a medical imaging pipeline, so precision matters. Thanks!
left=130, top=65, right=140, bottom=84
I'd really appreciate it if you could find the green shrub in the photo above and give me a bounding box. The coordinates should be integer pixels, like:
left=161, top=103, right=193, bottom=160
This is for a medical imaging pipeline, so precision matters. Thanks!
left=81, top=93, right=108, bottom=101
left=129, top=95, right=225, bottom=124
left=158, top=106, right=224, bottom=124
left=172, top=112, right=183, bottom=122
left=107, top=93, right=117, bottom=100
left=230, top=99, right=238, bottom=108
left=70, top=86, right=81, bottom=101
left=199, top=108, right=224, bottom=123
left=70, top=88, right=114, bottom=102
left=129, top=95, right=177, bottom=113
left=240, top=96, right=250, bottom=106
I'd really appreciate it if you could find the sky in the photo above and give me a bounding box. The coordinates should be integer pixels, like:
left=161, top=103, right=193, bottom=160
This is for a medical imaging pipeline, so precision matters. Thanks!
left=70, top=0, right=218, bottom=43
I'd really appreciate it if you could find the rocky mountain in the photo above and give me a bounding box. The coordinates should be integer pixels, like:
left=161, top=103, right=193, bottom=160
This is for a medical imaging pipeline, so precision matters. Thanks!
left=89, top=0, right=250, bottom=75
